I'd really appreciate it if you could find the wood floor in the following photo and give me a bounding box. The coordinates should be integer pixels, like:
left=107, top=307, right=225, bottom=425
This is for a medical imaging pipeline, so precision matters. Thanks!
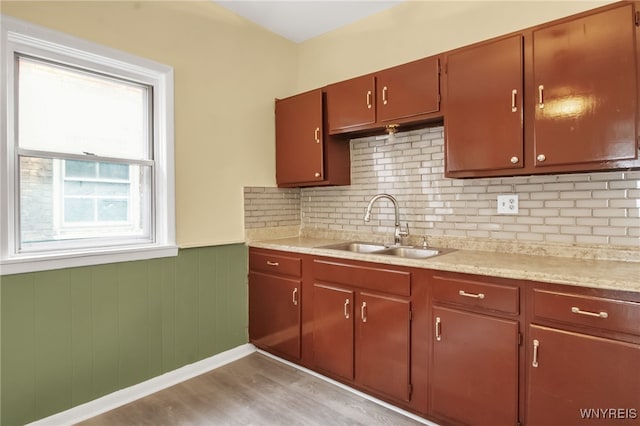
left=76, top=352, right=427, bottom=425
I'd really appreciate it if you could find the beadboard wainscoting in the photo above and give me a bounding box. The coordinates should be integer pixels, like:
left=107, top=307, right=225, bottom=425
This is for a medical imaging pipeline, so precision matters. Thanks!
left=1, top=244, right=248, bottom=425
left=245, top=126, right=640, bottom=255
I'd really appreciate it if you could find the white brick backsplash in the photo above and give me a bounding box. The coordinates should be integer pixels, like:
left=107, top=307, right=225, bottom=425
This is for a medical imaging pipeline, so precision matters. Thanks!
left=245, top=126, right=640, bottom=250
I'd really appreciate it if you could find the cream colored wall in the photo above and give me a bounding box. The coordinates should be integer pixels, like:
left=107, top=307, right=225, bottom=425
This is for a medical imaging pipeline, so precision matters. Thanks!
left=297, top=0, right=615, bottom=91
left=1, top=0, right=298, bottom=247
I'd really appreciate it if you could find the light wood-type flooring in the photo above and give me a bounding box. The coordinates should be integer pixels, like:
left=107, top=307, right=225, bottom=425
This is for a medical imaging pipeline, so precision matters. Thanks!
left=77, top=352, right=427, bottom=425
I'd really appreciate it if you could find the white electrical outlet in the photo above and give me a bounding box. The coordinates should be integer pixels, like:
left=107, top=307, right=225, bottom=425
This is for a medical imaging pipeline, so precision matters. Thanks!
left=497, top=194, right=519, bottom=214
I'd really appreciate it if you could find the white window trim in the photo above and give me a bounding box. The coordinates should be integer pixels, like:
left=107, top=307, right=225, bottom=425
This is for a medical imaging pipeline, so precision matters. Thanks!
left=1, top=15, right=177, bottom=275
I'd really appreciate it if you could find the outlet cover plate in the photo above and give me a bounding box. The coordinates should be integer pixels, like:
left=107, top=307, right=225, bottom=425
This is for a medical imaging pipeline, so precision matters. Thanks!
left=497, top=194, right=519, bottom=214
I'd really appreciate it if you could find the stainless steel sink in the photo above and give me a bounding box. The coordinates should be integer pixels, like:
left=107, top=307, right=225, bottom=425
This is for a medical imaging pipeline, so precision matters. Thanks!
left=320, top=241, right=387, bottom=253
left=376, top=247, right=442, bottom=259
left=320, top=241, right=450, bottom=259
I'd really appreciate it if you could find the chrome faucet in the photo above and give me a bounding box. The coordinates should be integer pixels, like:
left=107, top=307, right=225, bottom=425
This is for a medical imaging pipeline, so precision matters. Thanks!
left=363, top=193, right=409, bottom=246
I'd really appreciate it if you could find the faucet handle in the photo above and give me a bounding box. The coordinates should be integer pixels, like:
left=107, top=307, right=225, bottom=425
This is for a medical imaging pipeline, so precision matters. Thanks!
left=422, top=236, right=428, bottom=249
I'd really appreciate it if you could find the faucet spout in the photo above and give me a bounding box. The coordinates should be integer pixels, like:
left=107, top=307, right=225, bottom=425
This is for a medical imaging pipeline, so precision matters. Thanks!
left=363, top=193, right=408, bottom=245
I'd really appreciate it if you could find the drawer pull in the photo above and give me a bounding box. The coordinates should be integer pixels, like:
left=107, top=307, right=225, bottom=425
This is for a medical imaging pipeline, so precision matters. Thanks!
left=361, top=302, right=367, bottom=323
left=266, top=261, right=279, bottom=266
left=435, top=316, right=442, bottom=341
left=344, top=298, right=350, bottom=319
left=532, top=339, right=540, bottom=368
left=459, top=290, right=485, bottom=299
left=571, top=306, right=608, bottom=319
left=292, top=288, right=298, bottom=306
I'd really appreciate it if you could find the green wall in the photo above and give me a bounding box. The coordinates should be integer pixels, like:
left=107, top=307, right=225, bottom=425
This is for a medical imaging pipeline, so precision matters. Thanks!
left=1, top=244, right=248, bottom=425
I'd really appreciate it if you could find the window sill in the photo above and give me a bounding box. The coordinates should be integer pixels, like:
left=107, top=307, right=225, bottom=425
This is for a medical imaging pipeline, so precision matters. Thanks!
left=0, top=244, right=179, bottom=275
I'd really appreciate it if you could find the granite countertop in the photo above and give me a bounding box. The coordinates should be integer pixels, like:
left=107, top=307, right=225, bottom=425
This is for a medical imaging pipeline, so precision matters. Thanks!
left=248, top=236, right=640, bottom=293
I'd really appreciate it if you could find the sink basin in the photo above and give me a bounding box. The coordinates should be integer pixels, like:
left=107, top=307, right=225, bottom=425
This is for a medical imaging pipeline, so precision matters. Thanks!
left=376, top=247, right=441, bottom=259
left=320, top=241, right=450, bottom=259
left=320, top=241, right=387, bottom=253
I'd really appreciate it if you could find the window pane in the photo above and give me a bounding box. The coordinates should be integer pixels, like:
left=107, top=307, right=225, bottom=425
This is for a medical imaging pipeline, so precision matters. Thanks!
left=65, top=160, right=96, bottom=178
left=17, top=56, right=150, bottom=160
left=19, top=156, right=151, bottom=248
left=64, top=198, right=94, bottom=222
left=98, top=199, right=128, bottom=221
left=99, top=162, right=129, bottom=180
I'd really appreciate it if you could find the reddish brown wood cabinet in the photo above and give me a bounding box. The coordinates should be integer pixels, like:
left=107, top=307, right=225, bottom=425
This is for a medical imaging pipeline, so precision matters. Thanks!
left=430, top=272, right=521, bottom=425
left=275, top=89, right=350, bottom=187
left=532, top=3, right=638, bottom=170
left=526, top=285, right=640, bottom=425
left=445, top=2, right=640, bottom=177
left=445, top=35, right=524, bottom=173
left=248, top=249, right=302, bottom=360
left=326, top=56, right=441, bottom=135
left=312, top=259, right=412, bottom=403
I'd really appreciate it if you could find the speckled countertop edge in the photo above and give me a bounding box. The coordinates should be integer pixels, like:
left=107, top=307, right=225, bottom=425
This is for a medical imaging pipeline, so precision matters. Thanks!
left=248, top=236, right=640, bottom=293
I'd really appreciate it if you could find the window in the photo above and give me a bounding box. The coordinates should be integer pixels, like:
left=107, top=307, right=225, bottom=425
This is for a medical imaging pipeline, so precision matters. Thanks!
left=1, top=15, right=176, bottom=274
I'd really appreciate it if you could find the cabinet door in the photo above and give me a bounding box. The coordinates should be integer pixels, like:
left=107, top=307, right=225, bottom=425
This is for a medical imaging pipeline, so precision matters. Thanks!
left=357, top=292, right=411, bottom=402
left=249, top=272, right=301, bottom=359
left=275, top=89, right=324, bottom=185
left=533, top=4, right=638, bottom=168
left=377, top=57, right=440, bottom=123
left=326, top=75, right=376, bottom=134
left=431, top=306, right=519, bottom=426
left=527, top=325, right=640, bottom=425
left=445, top=35, right=524, bottom=174
left=312, top=284, right=355, bottom=380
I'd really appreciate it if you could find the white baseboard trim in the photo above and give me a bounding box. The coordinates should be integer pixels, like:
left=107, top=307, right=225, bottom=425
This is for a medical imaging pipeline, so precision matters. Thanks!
left=28, top=343, right=257, bottom=426
left=256, top=349, right=439, bottom=426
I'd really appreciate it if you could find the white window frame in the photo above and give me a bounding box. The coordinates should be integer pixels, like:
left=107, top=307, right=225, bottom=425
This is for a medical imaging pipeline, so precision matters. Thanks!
left=1, top=15, right=177, bottom=275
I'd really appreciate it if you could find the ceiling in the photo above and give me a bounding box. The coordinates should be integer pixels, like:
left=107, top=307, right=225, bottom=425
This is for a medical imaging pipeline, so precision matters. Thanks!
left=213, top=1, right=405, bottom=43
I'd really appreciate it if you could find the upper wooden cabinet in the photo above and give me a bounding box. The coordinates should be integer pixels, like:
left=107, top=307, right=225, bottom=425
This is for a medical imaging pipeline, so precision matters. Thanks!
left=532, top=3, right=638, bottom=169
left=326, top=56, right=441, bottom=135
left=445, top=35, right=524, bottom=173
left=275, top=89, right=350, bottom=187
left=445, top=2, right=640, bottom=178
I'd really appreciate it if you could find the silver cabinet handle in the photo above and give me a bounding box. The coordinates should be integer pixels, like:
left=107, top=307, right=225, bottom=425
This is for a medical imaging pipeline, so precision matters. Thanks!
left=314, top=127, right=320, bottom=144
left=537, top=154, right=546, bottom=162
left=314, top=172, right=321, bottom=178
left=382, top=86, right=388, bottom=105
left=344, top=299, right=350, bottom=319
left=266, top=261, right=279, bottom=266
left=366, top=90, right=372, bottom=109
left=435, top=316, right=442, bottom=341
left=538, top=84, right=544, bottom=109
left=459, top=290, right=485, bottom=299
left=292, top=288, right=298, bottom=306
left=361, top=301, right=367, bottom=323
left=511, top=89, right=517, bottom=112
left=532, top=339, right=540, bottom=368
left=510, top=156, right=519, bottom=164
left=571, top=306, right=608, bottom=319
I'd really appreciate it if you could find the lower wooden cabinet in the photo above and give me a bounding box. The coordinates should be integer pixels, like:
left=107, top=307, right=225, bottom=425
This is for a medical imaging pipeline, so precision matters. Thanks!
left=431, top=307, right=520, bottom=425
left=311, top=262, right=412, bottom=403
left=248, top=248, right=640, bottom=426
left=248, top=249, right=302, bottom=360
left=526, top=325, right=640, bottom=425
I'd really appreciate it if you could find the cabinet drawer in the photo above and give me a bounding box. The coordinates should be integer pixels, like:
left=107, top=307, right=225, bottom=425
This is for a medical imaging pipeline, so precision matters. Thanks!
left=533, top=289, right=640, bottom=336
left=432, top=274, right=519, bottom=315
left=313, top=259, right=410, bottom=297
left=250, top=250, right=301, bottom=277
